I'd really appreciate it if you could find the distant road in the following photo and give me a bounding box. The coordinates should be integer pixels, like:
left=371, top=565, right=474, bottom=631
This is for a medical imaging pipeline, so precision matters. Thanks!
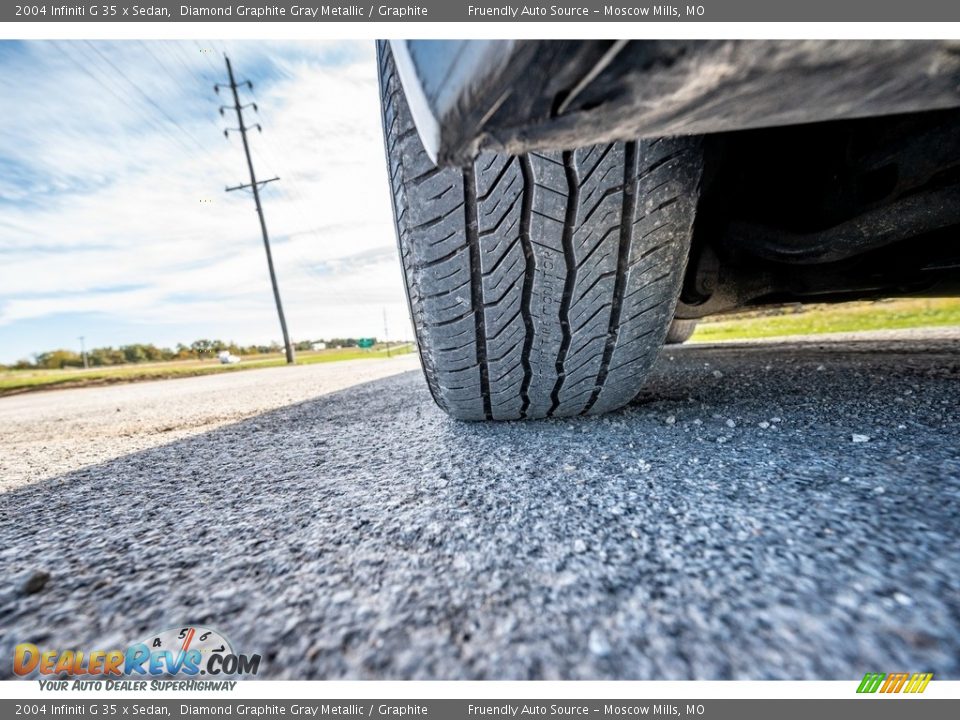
left=0, top=354, right=419, bottom=489
left=1, top=329, right=958, bottom=679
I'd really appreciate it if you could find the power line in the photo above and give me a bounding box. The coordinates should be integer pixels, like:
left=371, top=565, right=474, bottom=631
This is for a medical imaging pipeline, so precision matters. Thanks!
left=137, top=41, right=183, bottom=86
left=207, top=44, right=366, bottom=296
left=53, top=42, right=212, bottom=165
left=83, top=41, right=231, bottom=173
left=152, top=41, right=324, bottom=291
left=138, top=41, right=229, bottom=142
left=65, top=41, right=236, bottom=179
left=148, top=42, right=239, bottom=146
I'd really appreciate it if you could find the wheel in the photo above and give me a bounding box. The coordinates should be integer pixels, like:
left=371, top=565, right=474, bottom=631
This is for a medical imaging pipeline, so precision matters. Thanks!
left=379, top=42, right=704, bottom=420
left=666, top=318, right=698, bottom=344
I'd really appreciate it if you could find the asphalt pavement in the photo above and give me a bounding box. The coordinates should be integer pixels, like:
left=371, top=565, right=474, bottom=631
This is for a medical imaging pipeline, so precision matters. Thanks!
left=1, top=330, right=958, bottom=679
left=0, top=354, right=420, bottom=491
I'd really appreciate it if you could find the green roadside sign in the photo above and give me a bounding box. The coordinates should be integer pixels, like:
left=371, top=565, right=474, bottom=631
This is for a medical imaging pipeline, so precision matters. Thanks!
left=357, top=338, right=375, bottom=348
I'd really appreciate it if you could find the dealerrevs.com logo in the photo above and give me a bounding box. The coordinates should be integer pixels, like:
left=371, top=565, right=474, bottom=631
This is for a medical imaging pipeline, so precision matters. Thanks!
left=14, top=625, right=261, bottom=689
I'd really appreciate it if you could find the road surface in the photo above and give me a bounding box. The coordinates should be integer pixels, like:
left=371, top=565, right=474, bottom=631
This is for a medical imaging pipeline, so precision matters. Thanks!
left=0, top=354, right=420, bottom=491
left=1, top=330, right=958, bottom=679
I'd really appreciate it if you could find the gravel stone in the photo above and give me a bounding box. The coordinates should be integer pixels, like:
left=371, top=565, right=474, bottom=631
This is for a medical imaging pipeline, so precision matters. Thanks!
left=19, top=570, right=50, bottom=596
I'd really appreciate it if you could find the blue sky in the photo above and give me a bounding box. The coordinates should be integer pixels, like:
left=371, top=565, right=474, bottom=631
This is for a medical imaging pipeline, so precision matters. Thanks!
left=0, top=40, right=408, bottom=363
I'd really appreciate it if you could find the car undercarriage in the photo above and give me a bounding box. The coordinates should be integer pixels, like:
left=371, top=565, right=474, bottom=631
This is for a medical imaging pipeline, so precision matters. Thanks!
left=678, top=107, right=960, bottom=319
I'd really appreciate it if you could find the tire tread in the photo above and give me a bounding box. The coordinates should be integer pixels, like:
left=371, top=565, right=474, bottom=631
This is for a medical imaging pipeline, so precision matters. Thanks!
left=379, top=42, right=702, bottom=420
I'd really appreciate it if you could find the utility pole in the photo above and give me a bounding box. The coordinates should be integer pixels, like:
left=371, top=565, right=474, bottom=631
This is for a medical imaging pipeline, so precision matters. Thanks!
left=216, top=55, right=295, bottom=365
left=78, top=336, right=88, bottom=369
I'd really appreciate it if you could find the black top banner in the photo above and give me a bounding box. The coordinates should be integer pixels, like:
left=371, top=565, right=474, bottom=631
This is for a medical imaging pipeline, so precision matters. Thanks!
left=4, top=0, right=960, bottom=22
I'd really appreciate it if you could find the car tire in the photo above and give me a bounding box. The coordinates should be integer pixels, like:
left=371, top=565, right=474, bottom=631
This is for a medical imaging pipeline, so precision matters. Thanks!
left=666, top=319, right=698, bottom=344
left=378, top=42, right=704, bottom=420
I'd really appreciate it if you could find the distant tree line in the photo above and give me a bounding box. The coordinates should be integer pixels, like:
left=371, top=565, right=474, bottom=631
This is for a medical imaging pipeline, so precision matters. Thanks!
left=4, top=337, right=379, bottom=370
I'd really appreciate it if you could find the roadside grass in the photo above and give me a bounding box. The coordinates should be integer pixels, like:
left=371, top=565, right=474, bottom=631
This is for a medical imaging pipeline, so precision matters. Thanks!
left=691, top=298, right=960, bottom=342
left=6, top=298, right=959, bottom=396
left=0, top=344, right=414, bottom=397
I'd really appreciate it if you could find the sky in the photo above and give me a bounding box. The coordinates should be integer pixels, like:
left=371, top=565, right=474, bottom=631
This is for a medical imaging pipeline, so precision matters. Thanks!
left=0, top=40, right=409, bottom=363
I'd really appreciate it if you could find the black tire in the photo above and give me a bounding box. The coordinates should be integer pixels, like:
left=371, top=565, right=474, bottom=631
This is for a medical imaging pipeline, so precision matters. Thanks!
left=666, top=319, right=698, bottom=344
left=379, top=42, right=703, bottom=420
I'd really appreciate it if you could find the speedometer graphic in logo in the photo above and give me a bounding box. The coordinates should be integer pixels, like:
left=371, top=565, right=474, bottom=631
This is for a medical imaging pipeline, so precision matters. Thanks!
left=139, top=625, right=233, bottom=674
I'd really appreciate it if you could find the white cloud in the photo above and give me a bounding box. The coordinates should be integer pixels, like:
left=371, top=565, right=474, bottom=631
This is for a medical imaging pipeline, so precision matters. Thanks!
left=0, top=40, right=411, bottom=359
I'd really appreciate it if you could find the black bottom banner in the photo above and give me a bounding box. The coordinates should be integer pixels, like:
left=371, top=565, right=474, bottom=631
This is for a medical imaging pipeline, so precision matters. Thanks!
left=5, top=699, right=957, bottom=720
